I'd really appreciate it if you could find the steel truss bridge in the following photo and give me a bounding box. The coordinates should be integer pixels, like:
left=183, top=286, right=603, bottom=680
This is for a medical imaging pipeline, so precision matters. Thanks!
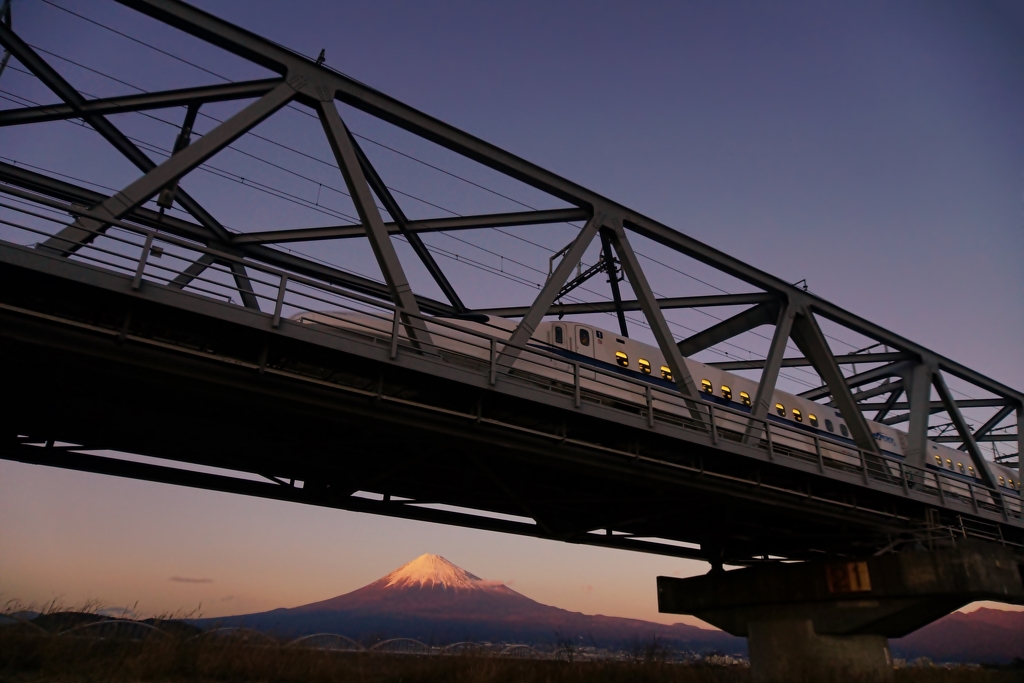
left=0, top=0, right=1021, bottom=567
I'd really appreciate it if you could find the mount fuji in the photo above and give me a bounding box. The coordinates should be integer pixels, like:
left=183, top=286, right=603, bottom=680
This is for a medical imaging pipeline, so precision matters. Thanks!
left=201, top=554, right=741, bottom=650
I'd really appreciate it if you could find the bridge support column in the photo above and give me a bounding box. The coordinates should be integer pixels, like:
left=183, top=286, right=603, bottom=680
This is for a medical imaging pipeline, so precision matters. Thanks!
left=657, top=541, right=1024, bottom=683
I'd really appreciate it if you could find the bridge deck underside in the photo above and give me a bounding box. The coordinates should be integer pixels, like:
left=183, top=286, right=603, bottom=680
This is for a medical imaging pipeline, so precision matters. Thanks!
left=2, top=247, right=1019, bottom=566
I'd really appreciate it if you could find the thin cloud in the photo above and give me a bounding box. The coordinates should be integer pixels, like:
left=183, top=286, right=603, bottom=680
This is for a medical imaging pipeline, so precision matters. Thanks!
left=169, top=576, right=213, bottom=584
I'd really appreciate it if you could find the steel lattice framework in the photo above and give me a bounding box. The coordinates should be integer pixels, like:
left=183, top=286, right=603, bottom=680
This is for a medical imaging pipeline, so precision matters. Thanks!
left=0, top=0, right=1020, bottom=564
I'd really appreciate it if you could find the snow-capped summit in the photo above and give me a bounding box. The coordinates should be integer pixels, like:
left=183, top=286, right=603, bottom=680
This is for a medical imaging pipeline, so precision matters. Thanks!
left=381, top=554, right=493, bottom=591
left=203, top=553, right=743, bottom=653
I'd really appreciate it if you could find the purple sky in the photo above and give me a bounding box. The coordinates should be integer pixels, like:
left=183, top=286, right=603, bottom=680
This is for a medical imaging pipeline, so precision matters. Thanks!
left=1, top=0, right=1021, bottom=624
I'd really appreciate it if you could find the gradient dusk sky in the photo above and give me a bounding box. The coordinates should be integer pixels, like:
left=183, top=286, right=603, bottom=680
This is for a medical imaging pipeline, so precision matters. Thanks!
left=1, top=0, right=1021, bottom=626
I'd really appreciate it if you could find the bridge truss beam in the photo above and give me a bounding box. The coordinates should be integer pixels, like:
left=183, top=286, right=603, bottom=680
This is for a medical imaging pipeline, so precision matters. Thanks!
left=0, top=0, right=1019, bottom=543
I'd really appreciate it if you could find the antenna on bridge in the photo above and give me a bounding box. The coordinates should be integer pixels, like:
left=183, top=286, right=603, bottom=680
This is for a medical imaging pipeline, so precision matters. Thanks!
left=316, top=49, right=326, bottom=66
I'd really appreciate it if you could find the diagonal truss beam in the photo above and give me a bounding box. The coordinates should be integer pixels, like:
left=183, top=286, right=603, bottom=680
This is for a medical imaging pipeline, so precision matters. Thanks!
left=350, top=132, right=465, bottom=313
left=113, top=0, right=1022, bottom=412
left=676, top=301, right=779, bottom=358
left=0, top=23, right=274, bottom=306
left=874, top=386, right=904, bottom=423
left=957, top=404, right=1014, bottom=453
left=745, top=301, right=796, bottom=441
left=789, top=307, right=881, bottom=454
left=799, top=361, right=909, bottom=401
left=39, top=80, right=296, bottom=254
left=0, top=22, right=239, bottom=246
left=230, top=208, right=587, bottom=245
left=933, top=371, right=1000, bottom=492
left=0, top=79, right=282, bottom=127
left=836, top=379, right=903, bottom=406
left=317, top=99, right=431, bottom=346
left=0, top=162, right=455, bottom=315
left=607, top=223, right=700, bottom=401
left=498, top=214, right=601, bottom=368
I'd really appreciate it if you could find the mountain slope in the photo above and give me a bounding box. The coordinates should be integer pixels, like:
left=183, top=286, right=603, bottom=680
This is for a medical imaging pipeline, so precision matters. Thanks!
left=891, top=608, right=1024, bottom=663
left=203, top=554, right=740, bottom=650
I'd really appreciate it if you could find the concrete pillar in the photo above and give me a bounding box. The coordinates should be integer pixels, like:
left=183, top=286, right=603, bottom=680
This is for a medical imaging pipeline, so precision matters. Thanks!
left=657, top=541, right=1023, bottom=681
left=748, top=620, right=892, bottom=683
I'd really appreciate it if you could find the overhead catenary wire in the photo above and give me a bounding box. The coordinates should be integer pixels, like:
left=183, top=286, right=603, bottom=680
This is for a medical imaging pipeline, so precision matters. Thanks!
left=2, top=55, right=823, bottom=388
left=2, top=9, right=995, bottom=407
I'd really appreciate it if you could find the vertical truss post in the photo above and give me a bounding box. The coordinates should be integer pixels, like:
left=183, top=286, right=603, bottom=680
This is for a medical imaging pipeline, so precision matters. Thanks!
left=789, top=306, right=881, bottom=455
left=350, top=133, right=466, bottom=314
left=599, top=228, right=628, bottom=337
left=316, top=100, right=432, bottom=348
left=607, top=223, right=701, bottom=404
left=497, top=213, right=601, bottom=368
left=933, top=370, right=1001, bottom=495
left=744, top=300, right=794, bottom=443
left=904, top=361, right=934, bottom=471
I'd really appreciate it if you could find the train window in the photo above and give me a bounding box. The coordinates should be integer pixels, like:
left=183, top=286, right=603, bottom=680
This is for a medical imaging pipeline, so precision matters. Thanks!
left=615, top=351, right=629, bottom=367
left=739, top=391, right=751, bottom=407
left=578, top=329, right=591, bottom=346
left=840, top=424, right=849, bottom=437
left=721, top=386, right=732, bottom=400
left=660, top=366, right=673, bottom=381
left=701, top=379, right=713, bottom=393
left=825, top=419, right=834, bottom=433
left=792, top=408, right=802, bottom=422
left=554, top=326, right=564, bottom=344
left=638, top=358, right=652, bottom=375
left=775, top=403, right=786, bottom=417
left=809, top=414, right=818, bottom=427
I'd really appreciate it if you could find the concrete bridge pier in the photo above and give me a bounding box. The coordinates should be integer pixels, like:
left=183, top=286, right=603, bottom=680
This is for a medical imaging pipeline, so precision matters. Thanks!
left=657, top=541, right=1024, bottom=683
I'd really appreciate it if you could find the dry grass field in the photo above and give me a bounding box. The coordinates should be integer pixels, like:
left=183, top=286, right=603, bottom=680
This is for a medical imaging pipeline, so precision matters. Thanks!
left=2, top=627, right=1022, bottom=683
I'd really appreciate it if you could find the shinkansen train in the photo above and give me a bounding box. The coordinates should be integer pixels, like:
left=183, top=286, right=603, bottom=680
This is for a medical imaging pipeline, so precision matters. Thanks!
left=295, top=311, right=1021, bottom=502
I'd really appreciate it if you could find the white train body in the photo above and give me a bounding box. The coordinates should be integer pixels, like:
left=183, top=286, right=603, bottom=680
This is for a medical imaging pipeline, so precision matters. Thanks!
left=294, top=311, right=1020, bottom=505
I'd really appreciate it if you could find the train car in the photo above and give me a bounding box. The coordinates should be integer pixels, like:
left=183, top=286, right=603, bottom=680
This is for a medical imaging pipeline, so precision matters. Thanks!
left=293, top=310, right=1020, bottom=508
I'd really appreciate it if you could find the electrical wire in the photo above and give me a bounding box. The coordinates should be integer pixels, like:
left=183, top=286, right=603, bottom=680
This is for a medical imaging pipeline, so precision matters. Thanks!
left=4, top=9, right=996, bottom=404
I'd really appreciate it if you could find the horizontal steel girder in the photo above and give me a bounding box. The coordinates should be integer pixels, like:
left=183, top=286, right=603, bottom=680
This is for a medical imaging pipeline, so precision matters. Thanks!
left=0, top=79, right=283, bottom=127
left=231, top=208, right=588, bottom=245
left=710, top=352, right=909, bottom=371
left=0, top=161, right=458, bottom=315
left=109, top=0, right=1023, bottom=407
left=477, top=293, right=775, bottom=318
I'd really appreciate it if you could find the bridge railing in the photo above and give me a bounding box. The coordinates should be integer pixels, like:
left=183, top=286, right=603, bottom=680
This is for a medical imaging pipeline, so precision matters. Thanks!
left=0, top=200, right=1019, bottom=528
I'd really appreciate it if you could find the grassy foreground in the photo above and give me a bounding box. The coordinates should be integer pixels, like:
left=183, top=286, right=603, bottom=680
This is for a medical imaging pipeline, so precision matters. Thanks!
left=2, top=627, right=1022, bottom=683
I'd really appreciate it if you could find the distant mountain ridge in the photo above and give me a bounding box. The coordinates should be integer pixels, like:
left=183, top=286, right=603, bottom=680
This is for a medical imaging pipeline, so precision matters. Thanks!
left=199, top=554, right=1024, bottom=662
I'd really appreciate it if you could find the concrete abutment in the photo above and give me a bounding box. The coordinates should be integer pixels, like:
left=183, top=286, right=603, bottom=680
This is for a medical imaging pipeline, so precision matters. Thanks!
left=658, top=541, right=1024, bottom=682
